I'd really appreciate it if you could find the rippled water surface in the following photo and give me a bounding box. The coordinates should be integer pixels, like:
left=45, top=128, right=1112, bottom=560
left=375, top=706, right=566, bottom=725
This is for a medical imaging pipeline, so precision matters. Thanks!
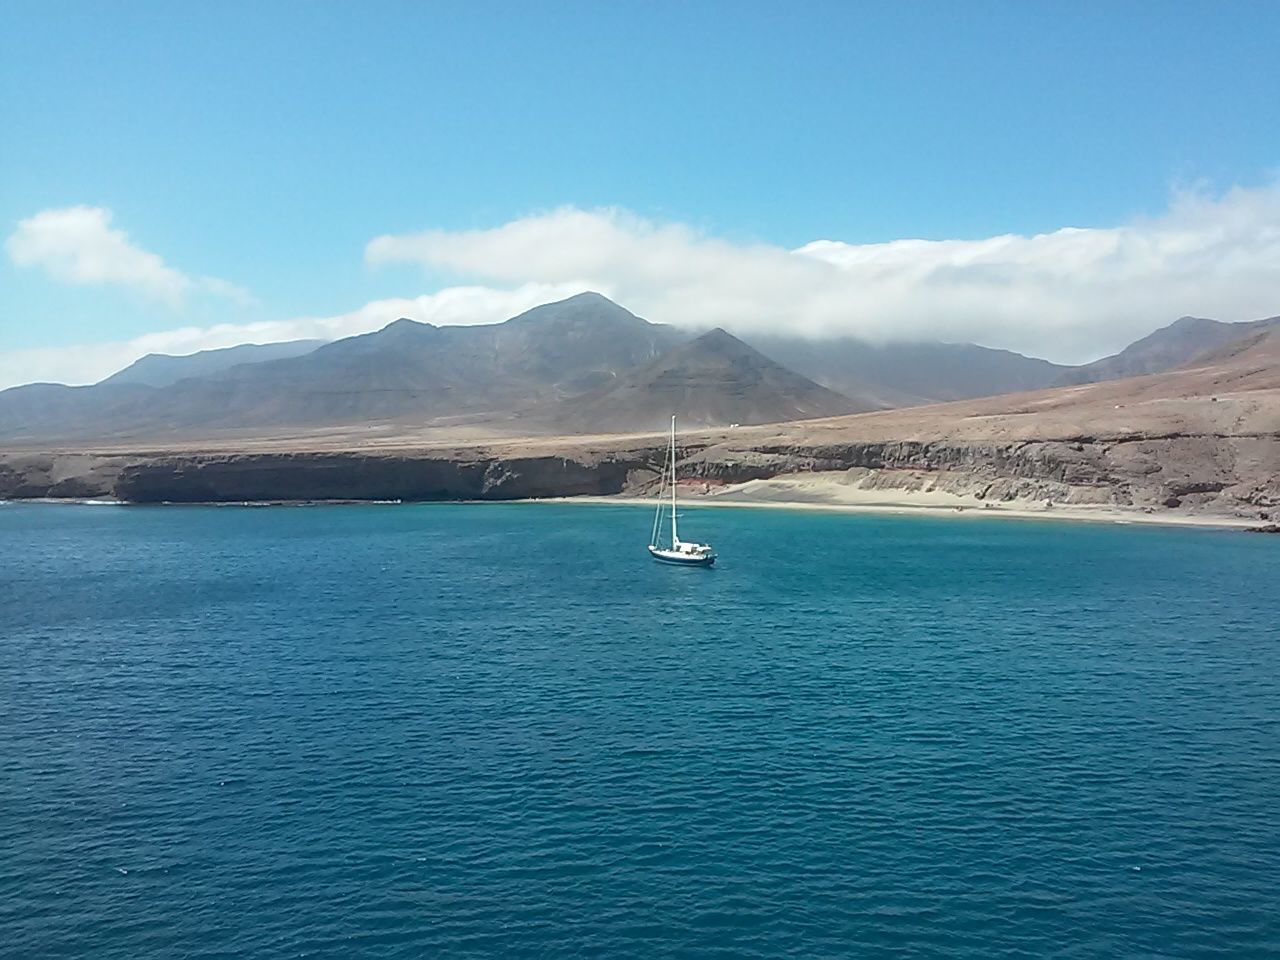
left=3, top=502, right=1279, bottom=958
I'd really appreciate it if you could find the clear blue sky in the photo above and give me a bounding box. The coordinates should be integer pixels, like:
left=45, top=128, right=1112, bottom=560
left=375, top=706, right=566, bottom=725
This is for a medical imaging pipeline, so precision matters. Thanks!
left=2, top=0, right=1278, bottom=354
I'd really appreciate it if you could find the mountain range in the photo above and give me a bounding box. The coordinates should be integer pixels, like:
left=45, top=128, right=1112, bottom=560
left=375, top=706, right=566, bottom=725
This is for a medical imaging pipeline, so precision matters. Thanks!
left=1, top=291, right=1277, bottom=444
left=743, top=335, right=1069, bottom=407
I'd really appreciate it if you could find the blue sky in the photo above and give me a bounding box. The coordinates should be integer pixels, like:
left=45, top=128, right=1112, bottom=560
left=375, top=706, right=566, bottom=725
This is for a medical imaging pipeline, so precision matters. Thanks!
left=2, top=1, right=1278, bottom=384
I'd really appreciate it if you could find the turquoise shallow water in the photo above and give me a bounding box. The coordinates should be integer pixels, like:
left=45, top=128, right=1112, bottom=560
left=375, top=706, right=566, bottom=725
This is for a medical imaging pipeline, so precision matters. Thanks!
left=2, top=502, right=1279, bottom=958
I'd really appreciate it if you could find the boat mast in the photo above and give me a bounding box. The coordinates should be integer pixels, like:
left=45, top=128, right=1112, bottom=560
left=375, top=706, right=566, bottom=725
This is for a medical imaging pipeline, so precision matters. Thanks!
left=670, top=415, right=679, bottom=546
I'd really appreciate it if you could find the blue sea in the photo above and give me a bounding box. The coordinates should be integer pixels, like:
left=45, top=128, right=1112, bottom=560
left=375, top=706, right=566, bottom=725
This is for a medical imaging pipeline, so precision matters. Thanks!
left=2, top=502, right=1279, bottom=958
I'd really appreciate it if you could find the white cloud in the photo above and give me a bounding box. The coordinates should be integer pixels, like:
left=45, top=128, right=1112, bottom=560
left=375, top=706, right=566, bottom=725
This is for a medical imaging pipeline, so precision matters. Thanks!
left=5, top=185, right=1279, bottom=390
left=6, top=206, right=251, bottom=306
left=366, top=185, right=1280, bottom=363
left=0, top=282, right=585, bottom=389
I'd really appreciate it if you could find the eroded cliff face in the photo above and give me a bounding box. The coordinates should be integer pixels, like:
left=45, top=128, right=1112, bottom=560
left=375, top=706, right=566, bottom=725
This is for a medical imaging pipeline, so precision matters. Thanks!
left=112, top=452, right=642, bottom=503
left=0, top=451, right=646, bottom=503
left=1, top=432, right=1276, bottom=519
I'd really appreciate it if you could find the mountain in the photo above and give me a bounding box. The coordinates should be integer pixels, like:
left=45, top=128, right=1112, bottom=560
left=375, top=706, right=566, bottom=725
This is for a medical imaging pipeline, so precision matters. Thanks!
left=745, top=335, right=1068, bottom=407
left=7, top=293, right=1278, bottom=446
left=0, top=292, right=688, bottom=441
left=550, top=328, right=865, bottom=432
left=100, top=340, right=327, bottom=388
left=1055, top=315, right=1280, bottom=386
left=170, top=291, right=685, bottom=428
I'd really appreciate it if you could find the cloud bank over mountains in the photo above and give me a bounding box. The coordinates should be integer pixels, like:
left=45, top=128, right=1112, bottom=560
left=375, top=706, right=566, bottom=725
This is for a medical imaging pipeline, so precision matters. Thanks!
left=4, top=185, right=1279, bottom=388
left=368, top=184, right=1280, bottom=363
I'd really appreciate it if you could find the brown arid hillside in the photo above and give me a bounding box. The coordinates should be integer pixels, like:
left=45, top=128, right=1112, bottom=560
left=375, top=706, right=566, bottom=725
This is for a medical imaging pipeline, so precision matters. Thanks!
left=752, top=325, right=1280, bottom=446
left=1054, top=314, right=1280, bottom=386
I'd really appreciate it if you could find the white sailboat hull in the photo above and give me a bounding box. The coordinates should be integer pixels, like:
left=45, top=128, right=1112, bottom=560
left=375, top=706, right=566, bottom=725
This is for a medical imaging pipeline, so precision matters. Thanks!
left=648, top=544, right=716, bottom=566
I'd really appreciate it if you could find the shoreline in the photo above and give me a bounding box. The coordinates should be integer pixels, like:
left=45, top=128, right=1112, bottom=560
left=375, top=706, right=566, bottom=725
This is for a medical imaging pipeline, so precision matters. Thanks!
left=2, top=492, right=1264, bottom=532
left=539, top=496, right=1259, bottom=530
left=530, top=478, right=1262, bottom=531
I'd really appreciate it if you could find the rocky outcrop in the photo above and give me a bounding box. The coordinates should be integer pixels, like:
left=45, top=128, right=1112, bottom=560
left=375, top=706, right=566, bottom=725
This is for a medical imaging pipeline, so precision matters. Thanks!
left=0, top=453, right=129, bottom=499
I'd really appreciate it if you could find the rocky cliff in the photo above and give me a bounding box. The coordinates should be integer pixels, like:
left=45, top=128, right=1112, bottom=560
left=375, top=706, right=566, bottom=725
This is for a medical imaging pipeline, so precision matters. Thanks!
left=3, top=430, right=1276, bottom=521
left=0, top=450, right=646, bottom=503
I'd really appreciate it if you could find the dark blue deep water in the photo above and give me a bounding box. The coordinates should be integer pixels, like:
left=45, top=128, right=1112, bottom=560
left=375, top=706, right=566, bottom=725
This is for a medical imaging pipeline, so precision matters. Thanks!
left=2, top=502, right=1279, bottom=958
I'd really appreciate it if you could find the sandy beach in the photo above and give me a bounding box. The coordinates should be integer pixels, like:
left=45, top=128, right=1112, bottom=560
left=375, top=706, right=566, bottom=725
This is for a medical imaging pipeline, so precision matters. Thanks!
left=545, top=471, right=1259, bottom=530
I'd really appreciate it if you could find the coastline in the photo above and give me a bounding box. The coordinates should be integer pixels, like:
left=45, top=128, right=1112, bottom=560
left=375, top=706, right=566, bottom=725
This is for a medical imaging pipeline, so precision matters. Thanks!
left=0, top=467, right=1268, bottom=532
left=2, top=493, right=1262, bottom=531
left=532, top=473, right=1261, bottom=531
left=542, top=496, right=1258, bottom=530
left=4, top=413, right=1277, bottom=525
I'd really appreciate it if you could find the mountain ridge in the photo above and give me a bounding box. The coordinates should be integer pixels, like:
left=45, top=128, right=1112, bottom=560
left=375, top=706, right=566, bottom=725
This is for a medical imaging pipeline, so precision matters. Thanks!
left=746, top=334, right=1069, bottom=407
left=100, top=339, right=328, bottom=388
left=3, top=294, right=1278, bottom=445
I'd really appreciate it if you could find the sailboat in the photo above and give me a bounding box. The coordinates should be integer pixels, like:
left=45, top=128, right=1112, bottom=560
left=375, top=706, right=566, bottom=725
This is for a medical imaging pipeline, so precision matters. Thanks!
left=648, top=416, right=716, bottom=566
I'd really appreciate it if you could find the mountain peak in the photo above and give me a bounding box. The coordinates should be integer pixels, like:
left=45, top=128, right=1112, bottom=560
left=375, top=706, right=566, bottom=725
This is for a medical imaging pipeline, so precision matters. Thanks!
left=548, top=323, right=865, bottom=432
left=561, top=291, right=614, bottom=305
left=1167, top=316, right=1219, bottom=331
left=695, top=327, right=740, bottom=345
left=502, top=291, right=650, bottom=330
left=381, top=317, right=435, bottom=333
left=679, top=328, right=760, bottom=359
